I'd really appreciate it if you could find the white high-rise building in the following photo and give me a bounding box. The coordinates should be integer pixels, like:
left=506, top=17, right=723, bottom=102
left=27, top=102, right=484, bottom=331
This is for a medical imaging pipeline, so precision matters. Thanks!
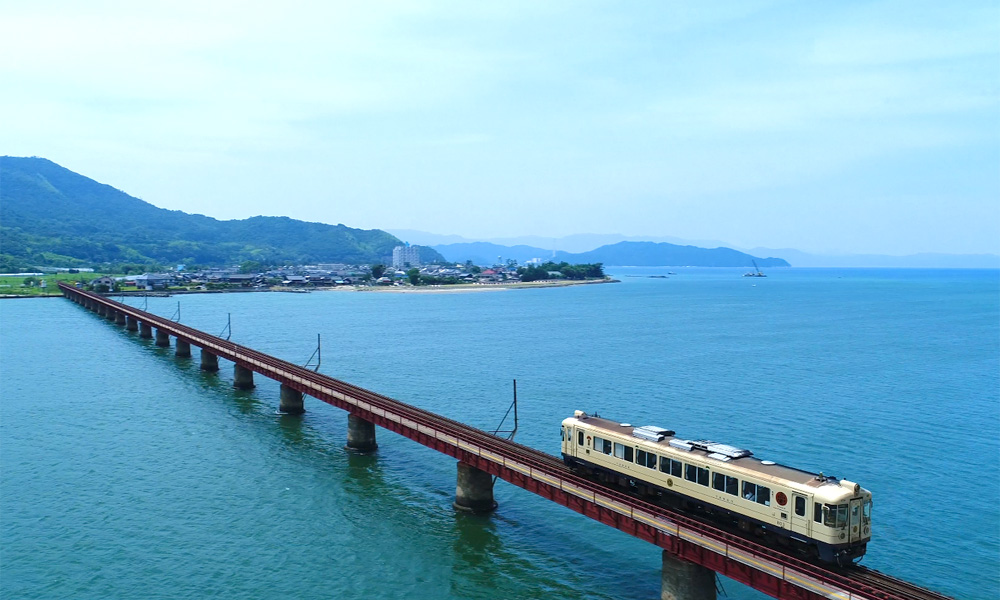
left=392, top=245, right=421, bottom=269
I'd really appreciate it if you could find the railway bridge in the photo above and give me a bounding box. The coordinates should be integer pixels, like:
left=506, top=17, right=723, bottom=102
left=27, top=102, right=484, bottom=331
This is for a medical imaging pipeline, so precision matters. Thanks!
left=59, top=283, right=949, bottom=600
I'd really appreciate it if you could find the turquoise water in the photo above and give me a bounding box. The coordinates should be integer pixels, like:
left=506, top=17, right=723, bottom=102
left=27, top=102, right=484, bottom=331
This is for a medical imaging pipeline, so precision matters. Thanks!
left=2, top=268, right=997, bottom=599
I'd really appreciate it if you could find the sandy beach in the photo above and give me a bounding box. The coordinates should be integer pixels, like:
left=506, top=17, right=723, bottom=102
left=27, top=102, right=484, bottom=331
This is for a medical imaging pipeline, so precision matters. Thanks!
left=318, top=278, right=618, bottom=294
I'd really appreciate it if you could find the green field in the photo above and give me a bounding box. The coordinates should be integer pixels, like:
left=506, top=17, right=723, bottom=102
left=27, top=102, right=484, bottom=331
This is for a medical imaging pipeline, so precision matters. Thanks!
left=0, top=273, right=110, bottom=297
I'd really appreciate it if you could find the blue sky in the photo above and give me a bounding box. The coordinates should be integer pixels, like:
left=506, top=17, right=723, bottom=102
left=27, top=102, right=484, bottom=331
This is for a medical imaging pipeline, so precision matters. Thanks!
left=2, top=1, right=997, bottom=255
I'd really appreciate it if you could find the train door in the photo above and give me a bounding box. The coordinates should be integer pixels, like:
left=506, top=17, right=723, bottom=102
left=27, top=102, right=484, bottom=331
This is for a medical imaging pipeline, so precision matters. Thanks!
left=849, top=497, right=862, bottom=543
left=791, top=493, right=810, bottom=538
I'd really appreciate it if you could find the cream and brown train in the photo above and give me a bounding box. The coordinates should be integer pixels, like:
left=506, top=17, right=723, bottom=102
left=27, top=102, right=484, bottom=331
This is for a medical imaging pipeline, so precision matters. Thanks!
left=560, top=411, right=872, bottom=565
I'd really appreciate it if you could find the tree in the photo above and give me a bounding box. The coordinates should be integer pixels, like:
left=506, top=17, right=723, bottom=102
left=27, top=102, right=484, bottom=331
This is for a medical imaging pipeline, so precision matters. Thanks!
left=506, top=258, right=518, bottom=269
left=407, top=268, right=421, bottom=285
left=240, top=260, right=263, bottom=274
left=371, top=264, right=386, bottom=279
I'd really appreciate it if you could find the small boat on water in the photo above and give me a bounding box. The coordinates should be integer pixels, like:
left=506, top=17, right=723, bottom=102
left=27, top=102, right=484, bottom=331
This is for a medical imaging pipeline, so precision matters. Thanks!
left=743, top=260, right=766, bottom=278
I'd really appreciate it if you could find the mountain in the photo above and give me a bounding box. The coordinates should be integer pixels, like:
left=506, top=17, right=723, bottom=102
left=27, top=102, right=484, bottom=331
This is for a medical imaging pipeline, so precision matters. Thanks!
left=392, top=229, right=732, bottom=254
left=553, top=241, right=789, bottom=267
left=433, top=240, right=789, bottom=267
left=0, top=157, right=442, bottom=270
left=410, top=228, right=999, bottom=269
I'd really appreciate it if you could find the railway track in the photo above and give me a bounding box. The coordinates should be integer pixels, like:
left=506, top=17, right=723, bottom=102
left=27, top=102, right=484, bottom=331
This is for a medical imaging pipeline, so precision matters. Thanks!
left=844, top=566, right=954, bottom=600
left=63, top=285, right=954, bottom=600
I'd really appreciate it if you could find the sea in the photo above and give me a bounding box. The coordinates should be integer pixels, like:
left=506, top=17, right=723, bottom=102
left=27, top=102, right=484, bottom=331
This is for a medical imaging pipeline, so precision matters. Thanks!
left=1, top=267, right=997, bottom=600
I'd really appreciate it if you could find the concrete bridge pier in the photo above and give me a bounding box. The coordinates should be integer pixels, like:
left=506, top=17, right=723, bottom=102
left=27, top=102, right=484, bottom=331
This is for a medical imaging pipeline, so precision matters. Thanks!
left=139, top=322, right=153, bottom=339
left=115, top=311, right=127, bottom=326
left=96, top=304, right=105, bottom=317
left=200, top=349, right=219, bottom=372
left=105, top=308, right=116, bottom=322
left=233, top=364, right=255, bottom=389
left=453, top=461, right=497, bottom=514
left=345, top=414, right=377, bottom=452
left=279, top=384, right=305, bottom=415
left=660, top=551, right=716, bottom=600
left=126, top=316, right=139, bottom=332
left=155, top=328, right=170, bottom=347
left=175, top=339, right=191, bottom=358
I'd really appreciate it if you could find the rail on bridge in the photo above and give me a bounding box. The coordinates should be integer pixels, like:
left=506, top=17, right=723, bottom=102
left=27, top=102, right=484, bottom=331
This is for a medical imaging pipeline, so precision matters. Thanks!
left=58, top=283, right=949, bottom=600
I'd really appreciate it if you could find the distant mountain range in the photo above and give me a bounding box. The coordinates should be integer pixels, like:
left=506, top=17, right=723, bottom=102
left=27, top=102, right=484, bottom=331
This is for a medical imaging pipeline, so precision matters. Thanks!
left=390, top=230, right=999, bottom=268
left=0, top=157, right=443, bottom=271
left=428, top=241, right=789, bottom=268
left=2, top=157, right=991, bottom=272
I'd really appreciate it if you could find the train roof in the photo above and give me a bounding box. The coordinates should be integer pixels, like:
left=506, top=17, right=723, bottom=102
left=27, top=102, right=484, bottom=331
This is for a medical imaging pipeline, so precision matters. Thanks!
left=569, top=414, right=828, bottom=486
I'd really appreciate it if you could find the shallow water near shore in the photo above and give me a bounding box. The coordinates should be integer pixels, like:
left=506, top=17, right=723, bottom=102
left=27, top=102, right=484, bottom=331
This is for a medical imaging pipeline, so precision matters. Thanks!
left=2, top=267, right=997, bottom=599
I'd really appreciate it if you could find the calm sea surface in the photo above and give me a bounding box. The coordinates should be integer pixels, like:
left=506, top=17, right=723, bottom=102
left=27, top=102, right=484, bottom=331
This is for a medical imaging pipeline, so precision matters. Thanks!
left=2, top=268, right=997, bottom=599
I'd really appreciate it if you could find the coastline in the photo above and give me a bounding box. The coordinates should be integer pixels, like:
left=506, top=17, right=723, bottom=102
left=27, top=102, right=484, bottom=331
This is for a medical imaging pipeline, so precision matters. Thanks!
left=340, top=278, right=618, bottom=293
left=0, top=277, right=618, bottom=299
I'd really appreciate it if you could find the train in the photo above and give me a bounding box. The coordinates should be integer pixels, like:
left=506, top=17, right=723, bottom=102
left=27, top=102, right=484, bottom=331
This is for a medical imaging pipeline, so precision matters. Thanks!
left=560, top=411, right=872, bottom=564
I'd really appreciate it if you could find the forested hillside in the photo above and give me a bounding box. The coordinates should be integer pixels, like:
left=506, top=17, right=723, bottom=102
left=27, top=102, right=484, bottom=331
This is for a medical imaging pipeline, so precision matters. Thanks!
left=0, top=157, right=440, bottom=271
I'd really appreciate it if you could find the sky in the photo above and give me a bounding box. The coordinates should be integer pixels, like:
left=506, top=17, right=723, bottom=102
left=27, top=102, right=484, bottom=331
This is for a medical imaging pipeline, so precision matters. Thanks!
left=2, top=1, right=998, bottom=255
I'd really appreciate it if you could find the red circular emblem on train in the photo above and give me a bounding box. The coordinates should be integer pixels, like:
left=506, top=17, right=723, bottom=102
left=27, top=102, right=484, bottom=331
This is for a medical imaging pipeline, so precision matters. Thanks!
left=776, top=492, right=788, bottom=506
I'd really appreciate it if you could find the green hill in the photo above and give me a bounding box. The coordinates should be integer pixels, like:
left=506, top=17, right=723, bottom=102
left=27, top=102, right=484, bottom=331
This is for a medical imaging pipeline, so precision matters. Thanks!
left=0, top=157, right=441, bottom=271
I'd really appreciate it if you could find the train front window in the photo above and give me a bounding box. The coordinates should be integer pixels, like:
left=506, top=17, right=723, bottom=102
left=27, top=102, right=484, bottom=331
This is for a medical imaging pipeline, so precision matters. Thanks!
left=862, top=500, right=872, bottom=525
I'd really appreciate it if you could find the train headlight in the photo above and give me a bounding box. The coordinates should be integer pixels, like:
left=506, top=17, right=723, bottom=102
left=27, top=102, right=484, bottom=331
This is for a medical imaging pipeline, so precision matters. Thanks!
left=840, top=533, right=846, bottom=540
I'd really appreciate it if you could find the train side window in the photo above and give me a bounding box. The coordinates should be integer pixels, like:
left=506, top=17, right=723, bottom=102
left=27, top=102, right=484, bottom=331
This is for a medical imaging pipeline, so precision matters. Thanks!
left=712, top=473, right=737, bottom=494
left=814, top=502, right=822, bottom=523
left=795, top=496, right=806, bottom=517
left=757, top=485, right=771, bottom=506
left=687, top=465, right=708, bottom=486
left=660, top=457, right=682, bottom=476
left=743, top=481, right=756, bottom=502
left=637, top=449, right=657, bottom=469
left=613, top=443, right=633, bottom=462
left=594, top=436, right=612, bottom=455
left=824, top=503, right=848, bottom=528
left=578, top=431, right=584, bottom=446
